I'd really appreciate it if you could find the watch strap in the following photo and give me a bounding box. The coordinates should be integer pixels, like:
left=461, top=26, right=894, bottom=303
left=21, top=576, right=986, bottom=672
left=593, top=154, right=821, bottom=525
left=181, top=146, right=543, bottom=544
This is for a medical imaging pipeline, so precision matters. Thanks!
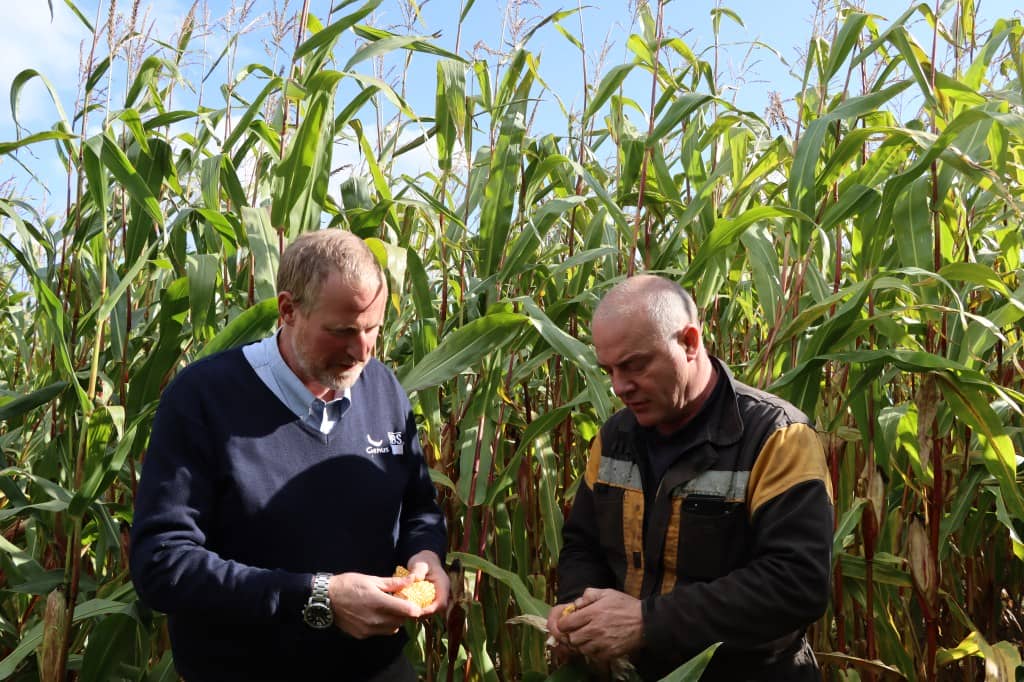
left=310, top=572, right=331, bottom=603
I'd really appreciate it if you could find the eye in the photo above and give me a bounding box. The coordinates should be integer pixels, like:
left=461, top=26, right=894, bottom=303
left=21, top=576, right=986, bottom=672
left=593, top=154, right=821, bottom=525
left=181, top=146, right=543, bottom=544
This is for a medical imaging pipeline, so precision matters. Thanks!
left=624, top=357, right=647, bottom=372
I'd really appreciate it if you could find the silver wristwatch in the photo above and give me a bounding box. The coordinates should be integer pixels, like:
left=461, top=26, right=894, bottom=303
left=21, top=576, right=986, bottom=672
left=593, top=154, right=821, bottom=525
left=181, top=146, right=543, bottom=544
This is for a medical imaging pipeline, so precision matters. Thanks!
left=302, top=572, right=333, bottom=629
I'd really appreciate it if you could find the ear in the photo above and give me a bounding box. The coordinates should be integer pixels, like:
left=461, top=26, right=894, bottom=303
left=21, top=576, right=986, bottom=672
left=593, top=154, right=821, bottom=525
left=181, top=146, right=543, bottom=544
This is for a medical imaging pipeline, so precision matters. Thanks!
left=677, top=325, right=701, bottom=360
left=278, top=291, right=298, bottom=325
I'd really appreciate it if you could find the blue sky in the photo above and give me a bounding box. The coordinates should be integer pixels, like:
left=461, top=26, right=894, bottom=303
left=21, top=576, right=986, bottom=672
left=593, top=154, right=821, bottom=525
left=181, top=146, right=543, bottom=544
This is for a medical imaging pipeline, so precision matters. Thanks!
left=1, top=0, right=1020, bottom=209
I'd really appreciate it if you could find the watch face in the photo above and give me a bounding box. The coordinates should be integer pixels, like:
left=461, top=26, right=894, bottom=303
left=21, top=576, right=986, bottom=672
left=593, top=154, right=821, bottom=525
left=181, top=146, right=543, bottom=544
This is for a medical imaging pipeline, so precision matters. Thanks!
left=303, top=602, right=333, bottom=629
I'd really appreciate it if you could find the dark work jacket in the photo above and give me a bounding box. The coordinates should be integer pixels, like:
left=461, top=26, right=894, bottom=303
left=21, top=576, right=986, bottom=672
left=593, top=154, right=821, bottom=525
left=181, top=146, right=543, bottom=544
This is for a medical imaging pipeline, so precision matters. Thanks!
left=557, top=358, right=833, bottom=681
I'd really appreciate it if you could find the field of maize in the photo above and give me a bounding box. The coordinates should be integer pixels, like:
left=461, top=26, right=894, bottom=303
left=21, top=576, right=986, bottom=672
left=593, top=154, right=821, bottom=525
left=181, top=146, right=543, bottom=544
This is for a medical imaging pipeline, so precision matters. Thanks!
left=0, top=0, right=1022, bottom=679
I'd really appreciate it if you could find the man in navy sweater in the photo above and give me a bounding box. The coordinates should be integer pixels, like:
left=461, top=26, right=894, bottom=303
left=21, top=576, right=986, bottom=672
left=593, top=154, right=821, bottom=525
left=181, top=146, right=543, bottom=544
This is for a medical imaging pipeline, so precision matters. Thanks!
left=130, top=230, right=448, bottom=681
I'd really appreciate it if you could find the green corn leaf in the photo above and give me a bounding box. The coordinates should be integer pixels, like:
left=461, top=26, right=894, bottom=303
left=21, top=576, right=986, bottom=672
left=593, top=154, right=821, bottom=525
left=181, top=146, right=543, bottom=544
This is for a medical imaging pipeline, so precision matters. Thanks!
left=294, top=0, right=382, bottom=72
left=934, top=375, right=1024, bottom=522
left=477, top=65, right=532, bottom=280
left=344, top=34, right=435, bottom=71
left=0, top=381, right=68, bottom=423
left=517, top=297, right=611, bottom=420
left=740, top=226, right=782, bottom=328
left=126, top=278, right=190, bottom=415
left=242, top=207, right=280, bottom=303
left=789, top=79, right=912, bottom=224
left=405, top=247, right=435, bottom=325
left=351, top=25, right=464, bottom=62
left=660, top=642, right=723, bottom=682
left=893, top=177, right=932, bottom=270
left=833, top=498, right=868, bottom=560
left=124, top=55, right=166, bottom=108
left=0, top=599, right=136, bottom=678
left=684, top=206, right=812, bottom=286
left=67, top=406, right=123, bottom=518
left=197, top=297, right=280, bottom=360
left=0, top=130, right=77, bottom=155
left=824, top=12, right=869, bottom=80
left=451, top=551, right=549, bottom=617
left=583, top=63, right=635, bottom=120
left=9, top=69, right=70, bottom=135
left=98, top=134, right=164, bottom=229
left=84, top=55, right=111, bottom=95
left=938, top=262, right=1012, bottom=298
left=221, top=76, right=283, bottom=156
left=650, top=93, right=715, bottom=141
left=536, top=445, right=563, bottom=560
left=78, top=613, right=146, bottom=682
left=399, top=312, right=530, bottom=393
left=271, top=70, right=345, bottom=238
left=435, top=60, right=467, bottom=172
left=187, top=254, right=220, bottom=342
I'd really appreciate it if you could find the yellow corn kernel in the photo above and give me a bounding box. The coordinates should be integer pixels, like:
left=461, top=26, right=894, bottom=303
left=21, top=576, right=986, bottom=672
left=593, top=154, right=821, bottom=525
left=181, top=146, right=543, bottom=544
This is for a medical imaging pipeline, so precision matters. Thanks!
left=393, top=566, right=436, bottom=608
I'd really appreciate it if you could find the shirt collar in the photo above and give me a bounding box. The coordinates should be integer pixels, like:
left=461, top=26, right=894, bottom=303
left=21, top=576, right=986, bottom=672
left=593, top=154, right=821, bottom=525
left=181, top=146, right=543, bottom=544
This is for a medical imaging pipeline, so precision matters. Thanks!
left=256, top=331, right=351, bottom=416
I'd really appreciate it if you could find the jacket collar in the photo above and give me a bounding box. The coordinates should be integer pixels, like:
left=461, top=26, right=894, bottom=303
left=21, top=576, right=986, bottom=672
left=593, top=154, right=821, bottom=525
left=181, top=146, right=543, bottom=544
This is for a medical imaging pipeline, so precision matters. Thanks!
left=704, top=356, right=744, bottom=448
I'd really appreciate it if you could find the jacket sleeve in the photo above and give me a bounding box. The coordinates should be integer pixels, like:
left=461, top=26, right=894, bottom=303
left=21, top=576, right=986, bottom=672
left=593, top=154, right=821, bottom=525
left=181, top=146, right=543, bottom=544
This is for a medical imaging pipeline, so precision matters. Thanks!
left=396, top=406, right=448, bottom=564
left=641, top=424, right=833, bottom=654
left=557, top=435, right=617, bottom=602
left=129, top=380, right=310, bottom=623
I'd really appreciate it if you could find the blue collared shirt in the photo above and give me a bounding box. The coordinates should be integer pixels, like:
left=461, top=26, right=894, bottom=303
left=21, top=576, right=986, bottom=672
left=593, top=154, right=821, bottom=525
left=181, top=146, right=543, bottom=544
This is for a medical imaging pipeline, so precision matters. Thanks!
left=242, top=332, right=350, bottom=434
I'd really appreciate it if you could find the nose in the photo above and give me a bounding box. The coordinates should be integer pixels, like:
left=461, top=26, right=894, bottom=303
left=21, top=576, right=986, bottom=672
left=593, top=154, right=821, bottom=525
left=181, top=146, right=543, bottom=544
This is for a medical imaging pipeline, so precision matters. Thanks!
left=610, top=371, right=634, bottom=398
left=347, top=330, right=375, bottom=362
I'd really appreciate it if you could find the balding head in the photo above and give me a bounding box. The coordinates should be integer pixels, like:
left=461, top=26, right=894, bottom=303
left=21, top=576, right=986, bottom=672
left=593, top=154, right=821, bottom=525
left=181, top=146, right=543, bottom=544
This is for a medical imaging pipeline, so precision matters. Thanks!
left=593, top=275, right=699, bottom=341
left=590, top=275, right=712, bottom=433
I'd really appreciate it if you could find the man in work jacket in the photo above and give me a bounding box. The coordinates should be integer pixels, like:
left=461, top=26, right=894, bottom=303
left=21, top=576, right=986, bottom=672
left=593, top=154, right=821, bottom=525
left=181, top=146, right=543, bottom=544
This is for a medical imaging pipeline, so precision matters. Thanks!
left=547, top=274, right=833, bottom=680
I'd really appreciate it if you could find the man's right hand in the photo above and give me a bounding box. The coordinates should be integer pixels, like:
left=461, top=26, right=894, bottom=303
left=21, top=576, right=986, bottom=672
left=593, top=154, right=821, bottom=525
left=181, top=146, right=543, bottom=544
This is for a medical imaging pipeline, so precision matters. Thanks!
left=555, top=588, right=644, bottom=661
left=547, top=601, right=574, bottom=645
left=328, top=572, right=423, bottom=638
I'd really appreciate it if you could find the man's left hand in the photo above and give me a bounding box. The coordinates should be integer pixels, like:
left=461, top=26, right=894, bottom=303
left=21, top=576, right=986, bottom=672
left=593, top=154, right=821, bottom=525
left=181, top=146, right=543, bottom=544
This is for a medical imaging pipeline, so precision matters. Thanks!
left=557, top=588, right=644, bottom=661
left=406, top=550, right=450, bottom=616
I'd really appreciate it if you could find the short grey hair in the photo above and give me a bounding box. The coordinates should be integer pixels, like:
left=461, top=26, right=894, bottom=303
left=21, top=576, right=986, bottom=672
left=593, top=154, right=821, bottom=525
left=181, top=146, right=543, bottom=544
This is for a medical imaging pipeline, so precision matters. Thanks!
left=277, top=230, right=384, bottom=312
left=594, top=275, right=698, bottom=339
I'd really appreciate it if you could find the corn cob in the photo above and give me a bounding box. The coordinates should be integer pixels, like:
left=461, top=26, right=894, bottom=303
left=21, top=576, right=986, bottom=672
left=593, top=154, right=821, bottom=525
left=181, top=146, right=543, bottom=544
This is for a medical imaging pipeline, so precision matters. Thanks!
left=393, top=566, right=436, bottom=608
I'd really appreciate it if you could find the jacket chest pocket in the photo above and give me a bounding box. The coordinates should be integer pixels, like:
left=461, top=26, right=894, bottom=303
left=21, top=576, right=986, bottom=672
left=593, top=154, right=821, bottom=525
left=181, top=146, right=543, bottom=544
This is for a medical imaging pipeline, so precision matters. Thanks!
left=592, top=483, right=627, bottom=563
left=674, top=494, right=748, bottom=581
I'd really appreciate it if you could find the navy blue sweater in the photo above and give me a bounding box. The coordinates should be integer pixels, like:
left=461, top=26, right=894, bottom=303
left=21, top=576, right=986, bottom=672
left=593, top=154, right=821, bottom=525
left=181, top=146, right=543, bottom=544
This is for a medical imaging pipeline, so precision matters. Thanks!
left=130, top=347, right=446, bottom=681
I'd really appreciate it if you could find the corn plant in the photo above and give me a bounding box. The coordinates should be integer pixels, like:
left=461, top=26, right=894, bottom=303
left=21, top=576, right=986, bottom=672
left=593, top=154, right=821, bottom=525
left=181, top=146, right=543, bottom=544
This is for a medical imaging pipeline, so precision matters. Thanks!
left=0, top=0, right=1021, bottom=680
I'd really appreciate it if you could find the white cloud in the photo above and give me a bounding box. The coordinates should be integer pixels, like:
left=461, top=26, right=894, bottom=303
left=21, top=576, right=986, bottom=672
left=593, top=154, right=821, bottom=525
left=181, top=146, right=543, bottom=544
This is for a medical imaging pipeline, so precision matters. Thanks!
left=0, top=3, right=91, bottom=135
left=0, top=1, right=200, bottom=137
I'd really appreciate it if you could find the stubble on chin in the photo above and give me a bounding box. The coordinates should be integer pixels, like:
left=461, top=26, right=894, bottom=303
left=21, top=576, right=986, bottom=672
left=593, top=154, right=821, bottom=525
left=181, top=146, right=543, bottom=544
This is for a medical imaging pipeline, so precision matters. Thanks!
left=318, top=366, right=363, bottom=392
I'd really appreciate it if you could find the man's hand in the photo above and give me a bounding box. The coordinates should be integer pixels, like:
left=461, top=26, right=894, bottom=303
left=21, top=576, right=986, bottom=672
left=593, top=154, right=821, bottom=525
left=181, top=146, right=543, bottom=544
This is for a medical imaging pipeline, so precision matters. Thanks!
left=556, top=588, right=644, bottom=661
left=546, top=602, right=580, bottom=665
left=327, top=572, right=422, bottom=638
left=406, top=550, right=450, bottom=616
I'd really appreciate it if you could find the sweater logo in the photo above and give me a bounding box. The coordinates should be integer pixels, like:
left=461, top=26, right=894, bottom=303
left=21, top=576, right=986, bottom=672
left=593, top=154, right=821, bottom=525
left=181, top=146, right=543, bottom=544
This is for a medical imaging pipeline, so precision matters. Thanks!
left=366, top=432, right=403, bottom=455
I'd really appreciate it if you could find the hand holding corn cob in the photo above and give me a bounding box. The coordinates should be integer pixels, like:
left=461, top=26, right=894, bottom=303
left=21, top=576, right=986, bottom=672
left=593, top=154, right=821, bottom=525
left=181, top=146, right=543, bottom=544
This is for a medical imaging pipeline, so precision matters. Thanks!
left=392, top=566, right=436, bottom=608
left=393, top=549, right=450, bottom=615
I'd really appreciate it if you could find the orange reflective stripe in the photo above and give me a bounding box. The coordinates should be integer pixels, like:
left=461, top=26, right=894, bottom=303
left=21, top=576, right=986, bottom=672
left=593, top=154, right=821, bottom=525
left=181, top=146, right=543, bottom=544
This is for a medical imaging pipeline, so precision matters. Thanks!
left=623, top=489, right=645, bottom=597
left=660, top=496, right=682, bottom=594
left=584, top=435, right=602, bottom=488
